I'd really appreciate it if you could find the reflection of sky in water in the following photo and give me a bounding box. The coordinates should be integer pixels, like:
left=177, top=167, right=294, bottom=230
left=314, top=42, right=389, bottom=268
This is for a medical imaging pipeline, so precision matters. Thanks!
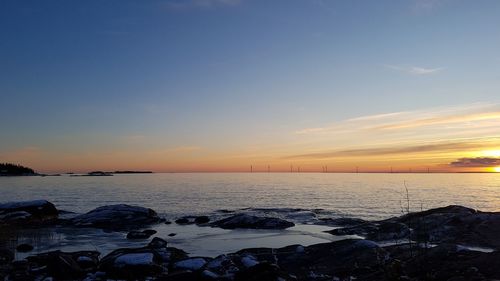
left=2, top=173, right=500, bottom=221
left=5, top=224, right=359, bottom=260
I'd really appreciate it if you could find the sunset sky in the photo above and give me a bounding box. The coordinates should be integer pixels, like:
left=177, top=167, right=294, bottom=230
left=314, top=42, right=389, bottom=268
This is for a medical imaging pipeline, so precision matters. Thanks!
left=1, top=0, right=500, bottom=173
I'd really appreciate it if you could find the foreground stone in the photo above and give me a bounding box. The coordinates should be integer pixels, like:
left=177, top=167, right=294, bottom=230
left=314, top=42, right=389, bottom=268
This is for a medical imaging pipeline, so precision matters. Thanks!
left=328, top=205, right=500, bottom=250
left=71, top=204, right=161, bottom=229
left=0, top=200, right=58, bottom=225
left=24, top=250, right=100, bottom=280
left=212, top=214, right=295, bottom=229
left=98, top=238, right=188, bottom=279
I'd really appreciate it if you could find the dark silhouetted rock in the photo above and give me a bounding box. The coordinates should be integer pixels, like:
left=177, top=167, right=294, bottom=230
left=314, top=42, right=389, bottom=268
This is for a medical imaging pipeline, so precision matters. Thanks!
left=16, top=244, right=33, bottom=252
left=99, top=249, right=164, bottom=278
left=175, top=218, right=190, bottom=224
left=99, top=239, right=187, bottom=279
left=212, top=214, right=294, bottom=229
left=328, top=205, right=500, bottom=250
left=0, top=200, right=58, bottom=225
left=194, top=216, right=210, bottom=224
left=25, top=250, right=100, bottom=279
left=319, top=217, right=367, bottom=226
left=71, top=204, right=160, bottom=229
left=148, top=237, right=168, bottom=248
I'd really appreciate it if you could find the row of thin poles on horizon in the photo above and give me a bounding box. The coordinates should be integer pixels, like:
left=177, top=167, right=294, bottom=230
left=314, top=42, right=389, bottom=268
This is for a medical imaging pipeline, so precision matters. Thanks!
left=249, top=165, right=432, bottom=173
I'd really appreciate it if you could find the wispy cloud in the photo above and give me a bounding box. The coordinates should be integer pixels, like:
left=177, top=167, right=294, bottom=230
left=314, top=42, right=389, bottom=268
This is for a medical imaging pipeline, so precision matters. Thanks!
left=385, top=64, right=444, bottom=75
left=290, top=103, right=500, bottom=165
left=296, top=103, right=500, bottom=135
left=164, top=0, right=241, bottom=10
left=284, top=141, right=486, bottom=160
left=449, top=157, right=500, bottom=167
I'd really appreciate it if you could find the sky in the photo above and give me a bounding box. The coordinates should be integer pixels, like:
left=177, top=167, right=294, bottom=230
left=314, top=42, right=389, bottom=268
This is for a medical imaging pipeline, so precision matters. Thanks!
left=1, top=0, right=500, bottom=173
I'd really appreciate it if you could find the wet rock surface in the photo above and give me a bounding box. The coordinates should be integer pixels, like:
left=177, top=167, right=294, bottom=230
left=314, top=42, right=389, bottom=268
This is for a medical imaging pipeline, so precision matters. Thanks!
left=211, top=213, right=295, bottom=229
left=71, top=204, right=161, bottom=229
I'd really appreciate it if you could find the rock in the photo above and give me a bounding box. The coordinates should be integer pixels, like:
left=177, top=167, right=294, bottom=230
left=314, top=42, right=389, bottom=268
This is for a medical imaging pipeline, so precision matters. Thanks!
left=99, top=239, right=188, bottom=279
left=165, top=221, right=172, bottom=225
left=168, top=233, right=177, bottom=237
left=236, top=239, right=386, bottom=280
left=328, top=205, right=500, bottom=250
left=25, top=250, right=100, bottom=279
left=144, top=229, right=157, bottom=236
left=212, top=214, right=295, bottom=229
left=319, top=217, right=366, bottom=226
left=99, top=249, right=164, bottom=278
left=0, top=200, right=58, bottom=225
left=203, top=254, right=240, bottom=277
left=173, top=257, right=210, bottom=271
left=194, top=216, right=210, bottom=224
left=175, top=218, right=190, bottom=224
left=71, top=204, right=161, bottom=229
left=16, top=243, right=34, bottom=252
left=149, top=237, right=168, bottom=248
left=127, top=229, right=157, bottom=239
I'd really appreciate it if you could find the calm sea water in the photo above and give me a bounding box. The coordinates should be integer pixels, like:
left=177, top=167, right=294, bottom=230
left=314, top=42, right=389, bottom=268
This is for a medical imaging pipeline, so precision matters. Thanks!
left=1, top=173, right=499, bottom=220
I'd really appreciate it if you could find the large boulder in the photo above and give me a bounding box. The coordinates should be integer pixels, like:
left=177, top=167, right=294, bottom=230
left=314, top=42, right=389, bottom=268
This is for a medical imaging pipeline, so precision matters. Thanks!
left=71, top=204, right=160, bottom=229
left=212, top=214, right=294, bottom=229
left=328, top=205, right=500, bottom=250
left=0, top=200, right=58, bottom=225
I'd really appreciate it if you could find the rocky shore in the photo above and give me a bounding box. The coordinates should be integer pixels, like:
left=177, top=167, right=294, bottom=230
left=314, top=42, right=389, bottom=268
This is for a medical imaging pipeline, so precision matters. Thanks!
left=1, top=200, right=500, bottom=280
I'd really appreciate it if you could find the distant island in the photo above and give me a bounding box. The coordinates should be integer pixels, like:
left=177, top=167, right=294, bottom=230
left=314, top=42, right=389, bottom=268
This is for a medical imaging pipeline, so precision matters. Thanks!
left=113, top=171, right=153, bottom=174
left=0, top=163, right=36, bottom=176
left=70, top=171, right=154, bottom=177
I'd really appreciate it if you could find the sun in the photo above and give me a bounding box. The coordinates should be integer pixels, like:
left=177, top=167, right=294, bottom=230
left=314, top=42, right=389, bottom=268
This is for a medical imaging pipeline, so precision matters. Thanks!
left=482, top=150, right=500, bottom=157
left=494, top=167, right=500, bottom=173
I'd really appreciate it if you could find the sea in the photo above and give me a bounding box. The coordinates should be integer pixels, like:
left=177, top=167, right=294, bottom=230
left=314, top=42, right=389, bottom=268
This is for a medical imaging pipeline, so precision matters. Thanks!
left=1, top=173, right=499, bottom=258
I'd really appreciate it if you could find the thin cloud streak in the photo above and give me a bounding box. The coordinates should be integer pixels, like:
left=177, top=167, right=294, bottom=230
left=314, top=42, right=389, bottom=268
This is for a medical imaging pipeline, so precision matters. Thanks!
left=384, top=64, right=444, bottom=75
left=373, top=111, right=500, bottom=131
left=284, top=141, right=485, bottom=160
left=296, top=103, right=500, bottom=135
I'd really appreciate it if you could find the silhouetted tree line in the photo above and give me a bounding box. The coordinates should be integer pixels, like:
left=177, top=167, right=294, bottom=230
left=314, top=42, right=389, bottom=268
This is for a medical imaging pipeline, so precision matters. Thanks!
left=0, top=163, right=36, bottom=175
